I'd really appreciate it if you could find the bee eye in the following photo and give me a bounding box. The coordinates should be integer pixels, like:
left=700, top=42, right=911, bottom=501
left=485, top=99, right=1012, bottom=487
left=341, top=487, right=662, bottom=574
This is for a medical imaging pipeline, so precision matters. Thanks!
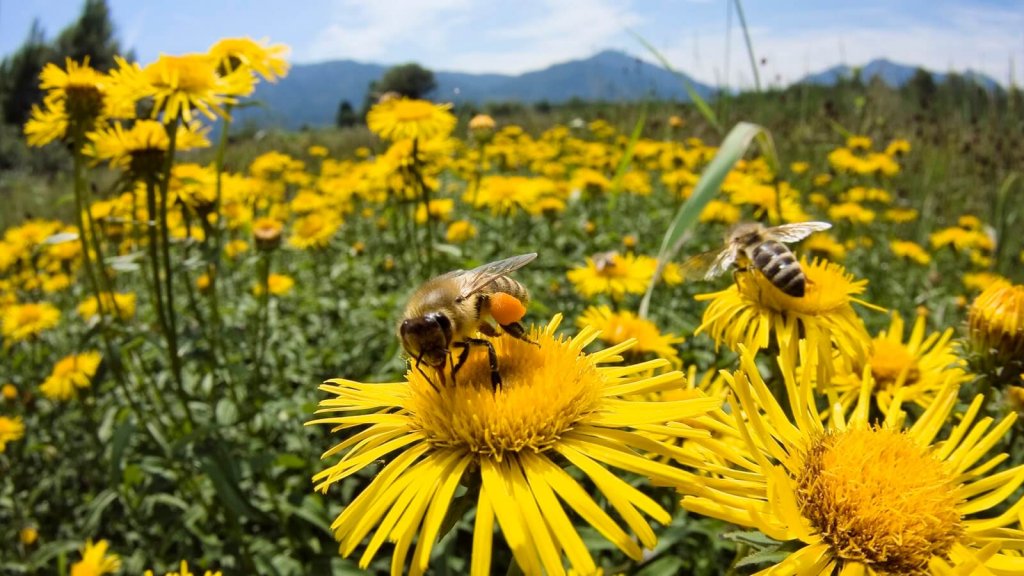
left=427, top=312, right=453, bottom=343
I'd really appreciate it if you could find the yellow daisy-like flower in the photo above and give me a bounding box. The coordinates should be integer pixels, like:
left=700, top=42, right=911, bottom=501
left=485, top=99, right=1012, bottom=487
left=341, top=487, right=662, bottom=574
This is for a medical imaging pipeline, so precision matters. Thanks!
left=2, top=302, right=61, bottom=343
left=71, top=539, right=121, bottom=576
left=695, top=258, right=877, bottom=377
left=208, top=37, right=290, bottom=82
left=2, top=383, right=17, bottom=401
left=144, top=559, right=222, bottom=576
left=309, top=315, right=719, bottom=576
left=680, top=348, right=1024, bottom=576
left=19, top=526, right=38, bottom=546
left=414, top=198, right=454, bottom=224
left=0, top=415, right=25, bottom=453
left=87, top=120, right=210, bottom=174
left=566, top=252, right=657, bottom=300
left=967, top=280, right=1024, bottom=366
left=77, top=292, right=137, bottom=322
left=288, top=212, right=341, bottom=250
left=367, top=98, right=456, bottom=142
left=445, top=219, right=477, bottom=243
left=24, top=99, right=70, bottom=147
left=577, top=305, right=683, bottom=367
left=698, top=199, right=741, bottom=225
left=829, top=311, right=968, bottom=415
left=890, top=239, right=931, bottom=265
left=40, top=352, right=103, bottom=401
left=116, top=53, right=255, bottom=122
left=804, top=233, right=847, bottom=261
left=253, top=273, right=295, bottom=297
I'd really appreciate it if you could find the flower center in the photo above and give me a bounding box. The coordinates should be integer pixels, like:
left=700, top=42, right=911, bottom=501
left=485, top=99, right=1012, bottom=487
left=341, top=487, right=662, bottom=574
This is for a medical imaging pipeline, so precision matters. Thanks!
left=796, top=428, right=962, bottom=573
left=391, top=100, right=436, bottom=122
left=407, top=329, right=603, bottom=460
left=869, top=342, right=920, bottom=385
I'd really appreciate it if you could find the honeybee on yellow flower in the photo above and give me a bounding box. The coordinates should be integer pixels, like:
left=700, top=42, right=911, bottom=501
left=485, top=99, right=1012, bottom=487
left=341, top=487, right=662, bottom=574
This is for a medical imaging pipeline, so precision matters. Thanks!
left=398, top=253, right=537, bottom=389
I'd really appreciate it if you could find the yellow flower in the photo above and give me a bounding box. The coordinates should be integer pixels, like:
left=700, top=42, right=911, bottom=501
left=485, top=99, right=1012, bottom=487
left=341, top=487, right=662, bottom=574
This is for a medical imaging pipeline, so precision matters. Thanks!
left=224, top=239, right=249, bottom=259
left=116, top=53, right=255, bottom=122
left=577, top=306, right=683, bottom=366
left=695, top=258, right=877, bottom=378
left=24, top=99, right=70, bottom=147
left=414, top=198, right=454, bottom=224
left=698, top=200, right=741, bottom=225
left=144, top=559, right=223, bottom=576
left=790, top=161, right=810, bottom=174
left=307, top=144, right=328, bottom=157
left=964, top=271, right=1008, bottom=293
left=252, top=217, right=284, bottom=251
left=367, top=98, right=456, bottom=142
left=2, top=383, right=17, bottom=401
left=967, top=280, right=1024, bottom=366
left=77, top=292, right=137, bottom=322
left=2, top=302, right=60, bottom=343
left=469, top=175, right=553, bottom=216
left=846, top=135, right=873, bottom=150
left=0, top=415, right=25, bottom=453
left=804, top=233, right=847, bottom=261
left=885, top=138, right=911, bottom=156
left=19, top=526, right=38, bottom=546
left=40, top=352, right=102, bottom=401
left=828, top=201, right=876, bottom=224
left=196, top=273, right=211, bottom=292
left=830, top=311, right=968, bottom=415
left=890, top=239, right=931, bottom=265
left=680, top=348, right=1024, bottom=575
left=208, top=37, right=290, bottom=82
left=884, top=207, right=918, bottom=223
left=445, top=220, right=477, bottom=243
left=309, top=315, right=719, bottom=576
left=253, top=273, right=294, bottom=297
left=71, top=539, right=121, bottom=576
left=87, top=120, right=210, bottom=174
left=25, top=58, right=122, bottom=146
left=567, top=252, right=657, bottom=299
left=288, top=212, right=340, bottom=250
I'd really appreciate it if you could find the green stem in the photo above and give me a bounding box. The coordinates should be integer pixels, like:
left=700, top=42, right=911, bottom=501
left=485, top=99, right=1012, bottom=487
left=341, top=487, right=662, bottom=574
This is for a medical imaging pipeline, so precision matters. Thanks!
left=254, top=252, right=272, bottom=380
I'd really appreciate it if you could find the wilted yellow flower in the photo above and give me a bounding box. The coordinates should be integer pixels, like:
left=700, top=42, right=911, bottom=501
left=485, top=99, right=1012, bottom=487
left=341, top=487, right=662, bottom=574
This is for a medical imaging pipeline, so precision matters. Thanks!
left=445, top=220, right=477, bottom=243
left=468, top=113, right=496, bottom=132
left=253, top=273, right=294, bottom=297
left=77, top=292, right=137, bottom=322
left=71, top=539, right=121, bottom=576
left=2, top=302, right=60, bottom=343
left=680, top=348, right=1024, bottom=575
left=0, top=415, right=25, bottom=453
left=367, top=98, right=456, bottom=142
left=40, top=352, right=102, bottom=401
left=889, top=239, right=931, bottom=265
left=310, top=315, right=718, bottom=575
left=577, top=306, right=683, bottom=366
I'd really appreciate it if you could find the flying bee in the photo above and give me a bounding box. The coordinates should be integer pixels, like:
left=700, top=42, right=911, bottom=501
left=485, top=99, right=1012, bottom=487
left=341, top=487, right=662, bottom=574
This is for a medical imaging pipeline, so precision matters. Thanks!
left=682, top=221, right=832, bottom=297
left=591, top=250, right=619, bottom=272
left=398, top=253, right=537, bottom=389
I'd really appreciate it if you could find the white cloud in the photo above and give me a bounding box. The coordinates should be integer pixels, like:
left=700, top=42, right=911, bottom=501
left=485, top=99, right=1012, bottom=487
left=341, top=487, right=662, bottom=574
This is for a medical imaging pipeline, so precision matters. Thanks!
left=302, top=0, right=477, bottom=62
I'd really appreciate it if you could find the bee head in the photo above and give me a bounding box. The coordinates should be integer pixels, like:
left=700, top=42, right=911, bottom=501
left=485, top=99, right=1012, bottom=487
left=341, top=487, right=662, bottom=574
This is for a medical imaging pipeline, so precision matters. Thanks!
left=399, top=312, right=453, bottom=369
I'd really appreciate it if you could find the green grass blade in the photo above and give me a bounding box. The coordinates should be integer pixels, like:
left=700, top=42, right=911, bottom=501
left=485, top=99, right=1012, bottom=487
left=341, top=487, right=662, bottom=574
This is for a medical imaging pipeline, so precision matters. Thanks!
left=629, top=30, right=722, bottom=134
left=733, top=0, right=761, bottom=92
left=639, top=121, right=777, bottom=317
left=608, top=108, right=646, bottom=212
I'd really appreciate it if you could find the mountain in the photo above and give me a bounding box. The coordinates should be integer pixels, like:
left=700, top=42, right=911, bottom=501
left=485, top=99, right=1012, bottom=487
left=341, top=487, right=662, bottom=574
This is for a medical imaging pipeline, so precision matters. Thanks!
left=799, top=58, right=1001, bottom=91
left=238, top=50, right=716, bottom=130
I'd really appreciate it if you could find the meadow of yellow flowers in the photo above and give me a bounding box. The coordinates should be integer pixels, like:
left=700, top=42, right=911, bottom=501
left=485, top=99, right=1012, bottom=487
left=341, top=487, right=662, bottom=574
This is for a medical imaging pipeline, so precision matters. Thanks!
left=2, top=37, right=1024, bottom=575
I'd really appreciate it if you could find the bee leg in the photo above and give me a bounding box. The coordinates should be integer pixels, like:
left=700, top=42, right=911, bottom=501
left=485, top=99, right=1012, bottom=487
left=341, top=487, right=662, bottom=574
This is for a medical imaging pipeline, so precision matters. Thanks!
left=465, top=337, right=502, bottom=389
left=450, top=342, right=472, bottom=382
left=413, top=357, right=441, bottom=392
left=500, top=321, right=539, bottom=346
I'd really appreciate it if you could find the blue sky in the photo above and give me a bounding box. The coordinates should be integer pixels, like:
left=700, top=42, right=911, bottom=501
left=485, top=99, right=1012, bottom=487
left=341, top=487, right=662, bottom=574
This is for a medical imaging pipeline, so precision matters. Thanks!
left=2, top=0, right=1022, bottom=87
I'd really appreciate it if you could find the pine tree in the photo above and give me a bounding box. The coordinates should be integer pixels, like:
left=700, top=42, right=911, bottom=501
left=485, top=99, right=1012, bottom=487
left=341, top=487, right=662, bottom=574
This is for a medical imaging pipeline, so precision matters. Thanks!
left=55, top=0, right=122, bottom=71
left=0, top=20, right=53, bottom=126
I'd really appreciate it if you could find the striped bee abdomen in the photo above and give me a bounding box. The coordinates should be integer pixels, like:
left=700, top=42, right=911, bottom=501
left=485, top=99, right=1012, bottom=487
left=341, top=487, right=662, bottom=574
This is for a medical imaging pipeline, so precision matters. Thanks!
left=750, top=241, right=807, bottom=297
left=484, top=276, right=531, bottom=304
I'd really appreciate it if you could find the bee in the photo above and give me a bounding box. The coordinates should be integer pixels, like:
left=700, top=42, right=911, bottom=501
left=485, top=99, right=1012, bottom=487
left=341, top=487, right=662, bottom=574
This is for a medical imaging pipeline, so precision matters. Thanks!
left=591, top=250, right=619, bottom=272
left=398, top=253, right=537, bottom=389
left=683, top=221, right=832, bottom=297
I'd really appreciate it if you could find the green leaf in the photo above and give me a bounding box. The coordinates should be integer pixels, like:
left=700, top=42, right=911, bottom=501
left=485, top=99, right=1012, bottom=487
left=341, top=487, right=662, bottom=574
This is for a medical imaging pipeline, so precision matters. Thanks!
left=639, top=121, right=777, bottom=317
left=25, top=540, right=82, bottom=571
left=215, top=398, right=239, bottom=426
left=83, top=489, right=119, bottom=533
left=608, top=110, right=646, bottom=198
left=200, top=453, right=271, bottom=522
left=635, top=555, right=685, bottom=576
left=720, top=529, right=783, bottom=548
left=734, top=547, right=793, bottom=569
left=109, top=417, right=134, bottom=484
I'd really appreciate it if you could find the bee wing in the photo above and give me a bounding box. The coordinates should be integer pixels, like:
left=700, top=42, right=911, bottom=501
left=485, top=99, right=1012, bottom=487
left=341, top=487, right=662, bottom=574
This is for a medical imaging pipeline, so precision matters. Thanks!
left=763, top=221, right=832, bottom=243
left=679, top=246, right=737, bottom=281
left=456, top=253, right=538, bottom=299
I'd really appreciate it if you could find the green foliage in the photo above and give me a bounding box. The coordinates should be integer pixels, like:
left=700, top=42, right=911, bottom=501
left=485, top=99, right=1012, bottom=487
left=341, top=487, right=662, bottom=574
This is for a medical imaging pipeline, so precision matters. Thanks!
left=363, top=62, right=437, bottom=113
left=334, top=100, right=357, bottom=128
left=0, top=20, right=53, bottom=127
